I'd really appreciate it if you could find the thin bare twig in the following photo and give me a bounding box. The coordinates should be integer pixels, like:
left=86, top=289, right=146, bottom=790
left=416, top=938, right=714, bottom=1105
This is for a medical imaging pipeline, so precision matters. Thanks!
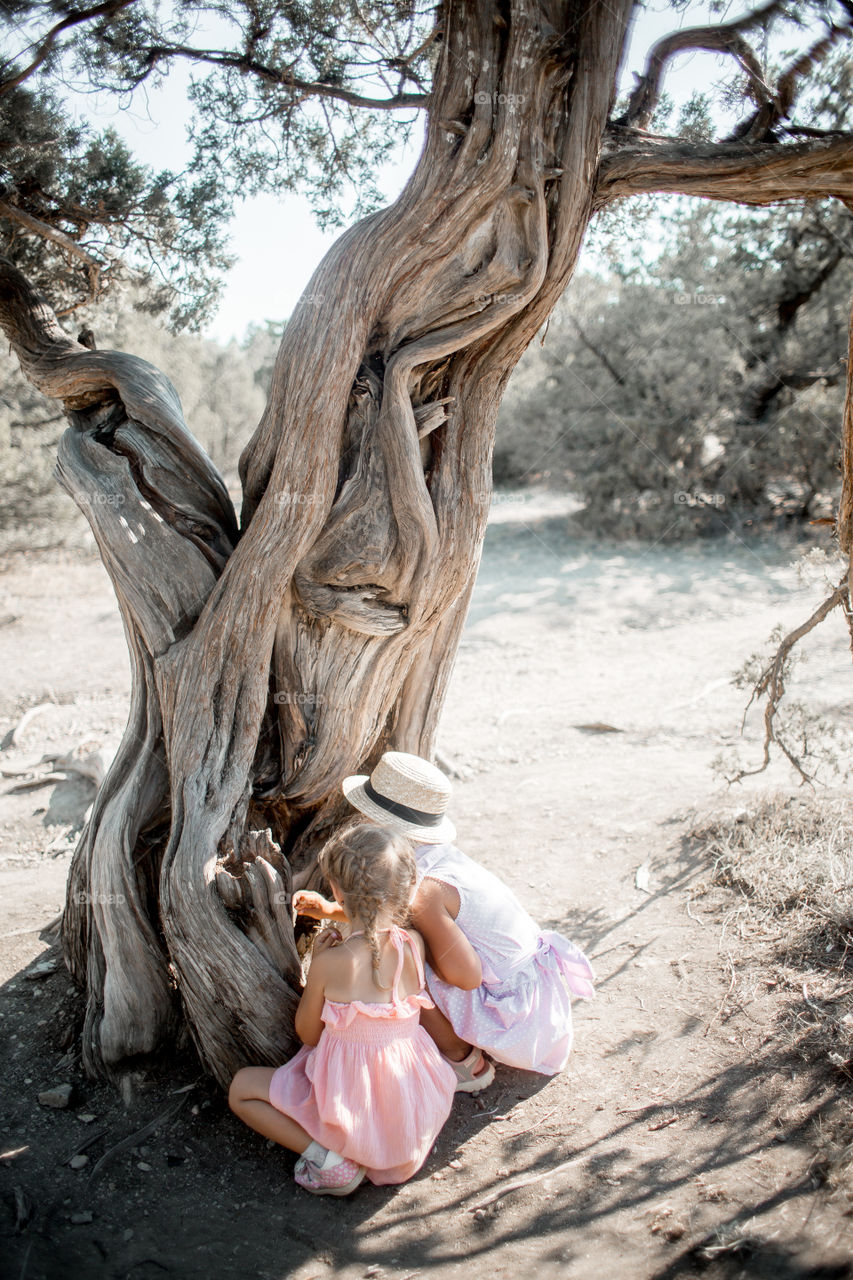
left=86, top=1087, right=196, bottom=1185
left=467, top=1157, right=583, bottom=1213
left=730, top=576, right=849, bottom=785
left=0, top=0, right=136, bottom=96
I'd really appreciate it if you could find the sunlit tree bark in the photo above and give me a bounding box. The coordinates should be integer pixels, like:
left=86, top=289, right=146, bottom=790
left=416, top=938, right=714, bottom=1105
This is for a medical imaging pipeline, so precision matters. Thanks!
left=2, top=0, right=853, bottom=1085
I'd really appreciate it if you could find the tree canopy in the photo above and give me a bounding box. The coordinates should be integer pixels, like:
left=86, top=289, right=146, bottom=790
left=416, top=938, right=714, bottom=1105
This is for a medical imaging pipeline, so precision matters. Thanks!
left=4, top=0, right=853, bottom=329
left=497, top=195, right=853, bottom=536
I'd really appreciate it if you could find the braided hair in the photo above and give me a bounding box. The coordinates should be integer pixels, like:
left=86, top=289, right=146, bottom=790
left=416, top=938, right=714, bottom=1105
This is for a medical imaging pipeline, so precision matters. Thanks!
left=319, top=823, right=416, bottom=988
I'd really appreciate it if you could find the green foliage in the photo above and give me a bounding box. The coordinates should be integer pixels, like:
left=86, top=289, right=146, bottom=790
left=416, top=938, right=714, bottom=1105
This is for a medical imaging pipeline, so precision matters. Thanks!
left=0, top=0, right=434, bottom=320
left=0, top=80, right=234, bottom=327
left=496, top=197, right=853, bottom=539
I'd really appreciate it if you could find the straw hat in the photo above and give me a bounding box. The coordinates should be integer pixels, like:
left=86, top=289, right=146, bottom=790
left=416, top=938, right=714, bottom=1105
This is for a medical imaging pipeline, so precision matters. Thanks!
left=342, top=751, right=456, bottom=845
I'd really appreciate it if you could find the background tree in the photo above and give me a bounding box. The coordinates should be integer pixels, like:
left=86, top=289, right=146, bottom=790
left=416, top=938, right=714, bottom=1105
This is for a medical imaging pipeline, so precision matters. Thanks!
left=495, top=197, right=853, bottom=537
left=3, top=0, right=853, bottom=1089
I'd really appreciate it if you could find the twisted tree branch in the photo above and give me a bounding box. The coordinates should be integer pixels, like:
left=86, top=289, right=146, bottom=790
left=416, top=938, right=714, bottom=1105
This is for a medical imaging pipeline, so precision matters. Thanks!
left=596, top=133, right=853, bottom=206
left=731, top=578, right=850, bottom=785
left=129, top=41, right=429, bottom=112
left=0, top=0, right=137, bottom=95
left=616, top=0, right=782, bottom=130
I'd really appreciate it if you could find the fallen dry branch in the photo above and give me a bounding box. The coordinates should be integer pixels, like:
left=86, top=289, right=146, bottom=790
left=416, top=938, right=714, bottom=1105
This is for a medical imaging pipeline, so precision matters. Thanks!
left=86, top=1086, right=196, bottom=1185
left=467, top=1156, right=583, bottom=1213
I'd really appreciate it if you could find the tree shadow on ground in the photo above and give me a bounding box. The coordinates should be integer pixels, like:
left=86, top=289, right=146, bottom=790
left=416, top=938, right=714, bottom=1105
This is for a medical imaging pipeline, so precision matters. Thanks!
left=1, top=996, right=847, bottom=1280
left=3, top=826, right=851, bottom=1280
left=347, top=1046, right=850, bottom=1279
left=541, top=824, right=715, bottom=986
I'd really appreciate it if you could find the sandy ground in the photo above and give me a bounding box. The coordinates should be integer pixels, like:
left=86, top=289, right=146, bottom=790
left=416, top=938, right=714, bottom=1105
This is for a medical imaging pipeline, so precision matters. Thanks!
left=1, top=501, right=852, bottom=1280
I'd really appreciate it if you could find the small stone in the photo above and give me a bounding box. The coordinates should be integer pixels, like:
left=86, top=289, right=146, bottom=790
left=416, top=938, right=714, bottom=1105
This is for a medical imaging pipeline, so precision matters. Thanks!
left=448, top=1159, right=463, bottom=1170
left=496, top=1166, right=510, bottom=1178
left=137, top=1161, right=152, bottom=1171
left=25, top=961, right=57, bottom=981
left=38, top=1084, right=72, bottom=1109
left=69, top=1211, right=93, bottom=1225
left=69, top=1154, right=89, bottom=1170
left=123, top=1228, right=133, bottom=1242
left=431, top=1170, right=446, bottom=1180
left=78, top=1114, right=97, bottom=1124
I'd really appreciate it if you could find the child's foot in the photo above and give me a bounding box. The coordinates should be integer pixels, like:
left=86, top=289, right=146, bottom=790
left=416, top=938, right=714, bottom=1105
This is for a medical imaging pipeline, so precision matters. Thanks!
left=446, top=1047, right=495, bottom=1094
left=294, top=1148, right=366, bottom=1196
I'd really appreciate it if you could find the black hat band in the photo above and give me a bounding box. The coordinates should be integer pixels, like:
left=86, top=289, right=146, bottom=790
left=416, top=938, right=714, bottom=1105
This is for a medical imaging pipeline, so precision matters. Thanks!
left=363, top=779, right=444, bottom=828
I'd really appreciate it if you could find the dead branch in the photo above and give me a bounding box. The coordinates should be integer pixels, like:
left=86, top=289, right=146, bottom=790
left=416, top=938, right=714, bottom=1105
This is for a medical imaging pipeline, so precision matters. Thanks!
left=617, top=0, right=782, bottom=130
left=570, top=316, right=626, bottom=386
left=467, top=1157, right=583, bottom=1213
left=730, top=577, right=850, bottom=785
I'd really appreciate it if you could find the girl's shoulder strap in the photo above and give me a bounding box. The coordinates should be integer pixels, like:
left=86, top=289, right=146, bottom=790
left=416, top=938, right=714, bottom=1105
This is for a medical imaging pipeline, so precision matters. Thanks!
left=389, top=924, right=425, bottom=999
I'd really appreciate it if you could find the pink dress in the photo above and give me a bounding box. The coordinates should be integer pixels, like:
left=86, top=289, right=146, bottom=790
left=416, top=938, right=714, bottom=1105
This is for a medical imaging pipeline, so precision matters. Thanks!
left=415, top=843, right=595, bottom=1075
left=268, top=925, right=456, bottom=1185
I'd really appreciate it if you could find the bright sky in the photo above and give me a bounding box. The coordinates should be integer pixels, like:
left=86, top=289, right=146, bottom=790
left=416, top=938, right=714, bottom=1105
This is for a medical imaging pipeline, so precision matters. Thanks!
left=61, top=1, right=820, bottom=343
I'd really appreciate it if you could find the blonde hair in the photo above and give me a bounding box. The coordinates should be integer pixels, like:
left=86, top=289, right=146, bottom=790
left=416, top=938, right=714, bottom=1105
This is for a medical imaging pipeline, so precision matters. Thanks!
left=319, top=823, right=416, bottom=987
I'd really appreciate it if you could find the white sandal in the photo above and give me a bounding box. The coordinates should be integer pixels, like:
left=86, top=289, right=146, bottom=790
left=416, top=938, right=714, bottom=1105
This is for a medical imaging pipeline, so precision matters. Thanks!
left=446, top=1047, right=495, bottom=1093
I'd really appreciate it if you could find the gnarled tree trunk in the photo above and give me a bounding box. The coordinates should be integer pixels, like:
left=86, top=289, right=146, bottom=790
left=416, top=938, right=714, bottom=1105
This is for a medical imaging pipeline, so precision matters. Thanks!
left=3, top=0, right=853, bottom=1088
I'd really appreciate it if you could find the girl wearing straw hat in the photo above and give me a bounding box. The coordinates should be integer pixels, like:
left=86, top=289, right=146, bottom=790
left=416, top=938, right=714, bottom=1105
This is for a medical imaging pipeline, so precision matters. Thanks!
left=295, top=751, right=595, bottom=1088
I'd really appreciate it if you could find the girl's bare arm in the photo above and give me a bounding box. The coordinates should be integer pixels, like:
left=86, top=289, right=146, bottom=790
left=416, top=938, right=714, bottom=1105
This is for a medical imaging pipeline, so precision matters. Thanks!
left=409, top=879, right=482, bottom=990
left=293, top=928, right=342, bottom=1045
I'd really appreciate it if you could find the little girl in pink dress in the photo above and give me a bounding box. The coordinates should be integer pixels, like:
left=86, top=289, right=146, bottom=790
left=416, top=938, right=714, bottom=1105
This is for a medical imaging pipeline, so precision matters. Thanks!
left=229, top=825, right=455, bottom=1194
left=335, top=752, right=596, bottom=1087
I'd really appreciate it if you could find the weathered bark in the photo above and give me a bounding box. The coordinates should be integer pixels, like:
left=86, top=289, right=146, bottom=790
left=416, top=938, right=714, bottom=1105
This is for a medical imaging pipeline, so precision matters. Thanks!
left=837, top=296, right=853, bottom=606
left=4, top=0, right=853, bottom=1088
left=596, top=134, right=853, bottom=206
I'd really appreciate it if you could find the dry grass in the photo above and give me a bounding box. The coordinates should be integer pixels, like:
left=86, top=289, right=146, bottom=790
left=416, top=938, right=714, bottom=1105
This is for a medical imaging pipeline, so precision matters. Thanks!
left=690, top=791, right=853, bottom=954
left=689, top=792, right=853, bottom=1192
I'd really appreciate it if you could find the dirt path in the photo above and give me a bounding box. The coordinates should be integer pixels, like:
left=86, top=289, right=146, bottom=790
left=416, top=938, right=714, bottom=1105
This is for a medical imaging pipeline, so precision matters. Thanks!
left=1, top=509, right=851, bottom=1279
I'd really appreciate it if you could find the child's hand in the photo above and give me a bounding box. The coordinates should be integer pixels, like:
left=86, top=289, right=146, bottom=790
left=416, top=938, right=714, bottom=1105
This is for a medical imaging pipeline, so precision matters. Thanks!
left=293, top=890, right=336, bottom=920
left=312, top=926, right=343, bottom=954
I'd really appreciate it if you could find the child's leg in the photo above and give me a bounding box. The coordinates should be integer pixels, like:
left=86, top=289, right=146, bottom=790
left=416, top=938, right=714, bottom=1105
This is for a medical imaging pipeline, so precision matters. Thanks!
left=419, top=1004, right=472, bottom=1061
left=228, top=1068, right=313, bottom=1155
